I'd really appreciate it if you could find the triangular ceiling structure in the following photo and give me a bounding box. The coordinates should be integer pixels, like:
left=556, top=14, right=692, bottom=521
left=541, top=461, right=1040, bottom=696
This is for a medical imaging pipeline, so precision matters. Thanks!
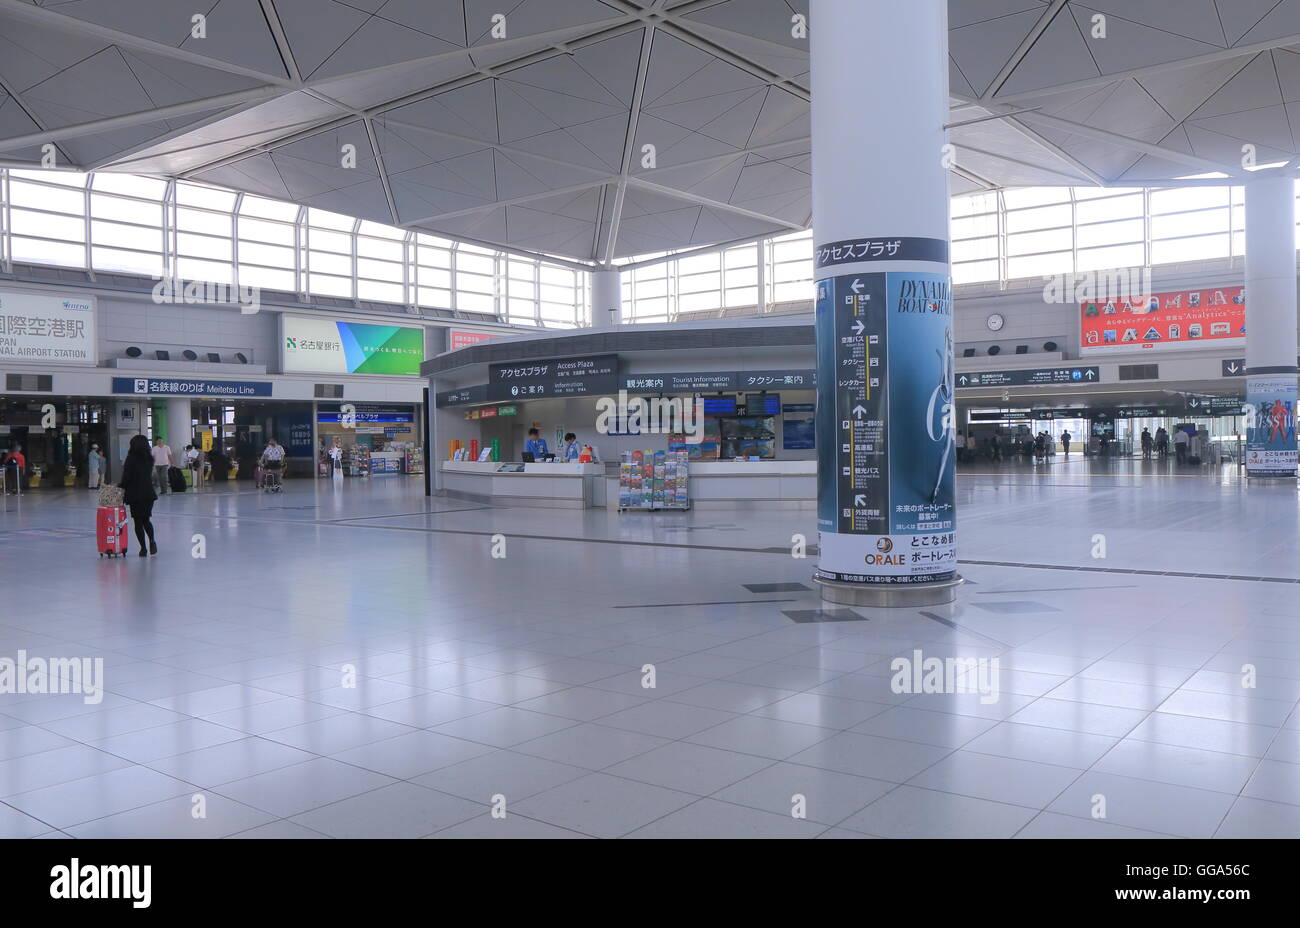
left=2, top=0, right=1299, bottom=261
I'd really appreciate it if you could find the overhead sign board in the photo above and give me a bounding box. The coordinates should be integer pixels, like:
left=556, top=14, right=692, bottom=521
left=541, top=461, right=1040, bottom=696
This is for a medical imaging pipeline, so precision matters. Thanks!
left=435, top=385, right=489, bottom=407
left=1081, top=285, right=1244, bottom=353
left=1222, top=358, right=1299, bottom=377
left=621, top=369, right=816, bottom=393
left=112, top=377, right=272, bottom=397
left=488, top=354, right=617, bottom=400
left=0, top=291, right=96, bottom=365
left=957, top=366, right=1098, bottom=388
left=449, top=330, right=503, bottom=351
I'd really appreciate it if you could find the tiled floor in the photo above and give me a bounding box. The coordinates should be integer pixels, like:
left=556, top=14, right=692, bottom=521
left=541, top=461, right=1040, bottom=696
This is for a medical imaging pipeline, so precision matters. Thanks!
left=0, top=458, right=1297, bottom=838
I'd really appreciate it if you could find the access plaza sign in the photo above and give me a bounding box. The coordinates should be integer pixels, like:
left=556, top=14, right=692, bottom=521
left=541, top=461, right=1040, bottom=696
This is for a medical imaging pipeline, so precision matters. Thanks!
left=957, top=366, right=1099, bottom=388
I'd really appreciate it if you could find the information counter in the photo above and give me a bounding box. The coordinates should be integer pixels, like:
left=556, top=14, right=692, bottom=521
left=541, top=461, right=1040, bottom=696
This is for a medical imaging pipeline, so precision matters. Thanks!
left=684, top=460, right=816, bottom=509
left=442, top=461, right=605, bottom=508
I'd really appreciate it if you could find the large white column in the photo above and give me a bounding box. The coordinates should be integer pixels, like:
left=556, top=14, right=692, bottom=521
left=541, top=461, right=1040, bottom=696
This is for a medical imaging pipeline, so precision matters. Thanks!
left=1244, top=175, right=1298, bottom=478
left=811, top=0, right=958, bottom=603
left=165, top=397, right=192, bottom=463
left=590, top=267, right=621, bottom=328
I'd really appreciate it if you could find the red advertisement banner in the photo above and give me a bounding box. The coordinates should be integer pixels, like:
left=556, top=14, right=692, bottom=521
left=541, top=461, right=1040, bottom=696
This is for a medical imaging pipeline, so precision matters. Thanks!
left=450, top=330, right=502, bottom=350
left=1080, top=285, right=1245, bottom=352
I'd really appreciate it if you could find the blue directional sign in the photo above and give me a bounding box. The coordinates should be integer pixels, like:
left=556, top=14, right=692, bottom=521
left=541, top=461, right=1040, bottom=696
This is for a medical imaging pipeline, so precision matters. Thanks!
left=956, top=366, right=1099, bottom=388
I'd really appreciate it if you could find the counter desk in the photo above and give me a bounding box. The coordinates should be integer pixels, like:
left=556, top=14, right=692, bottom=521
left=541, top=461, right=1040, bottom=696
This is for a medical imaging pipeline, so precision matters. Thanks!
left=441, top=461, right=605, bottom=508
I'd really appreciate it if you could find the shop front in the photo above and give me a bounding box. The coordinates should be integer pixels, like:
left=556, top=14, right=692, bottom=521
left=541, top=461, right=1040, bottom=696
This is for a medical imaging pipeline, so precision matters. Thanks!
left=316, top=403, right=423, bottom=478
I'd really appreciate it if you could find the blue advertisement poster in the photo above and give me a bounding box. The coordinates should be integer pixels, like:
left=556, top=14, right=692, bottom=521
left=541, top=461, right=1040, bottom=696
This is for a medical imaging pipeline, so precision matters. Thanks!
left=782, top=404, right=815, bottom=450
left=1245, top=375, right=1297, bottom=477
left=815, top=271, right=955, bottom=585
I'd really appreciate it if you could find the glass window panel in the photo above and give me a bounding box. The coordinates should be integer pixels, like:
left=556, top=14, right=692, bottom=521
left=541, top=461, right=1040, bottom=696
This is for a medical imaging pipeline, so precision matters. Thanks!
left=457, top=291, right=495, bottom=313
left=10, top=208, right=83, bottom=241
left=238, top=266, right=295, bottom=290
left=357, top=236, right=402, bottom=260
left=239, top=241, right=293, bottom=269
left=1007, top=227, right=1072, bottom=255
left=951, top=237, right=997, bottom=261
left=309, top=250, right=352, bottom=275
left=357, top=279, right=403, bottom=302
left=91, top=194, right=161, bottom=226
left=91, top=220, right=161, bottom=250
left=1076, top=218, right=1143, bottom=248
left=419, top=267, right=451, bottom=289
left=1001, top=188, right=1069, bottom=209
left=11, top=169, right=87, bottom=187
left=772, top=280, right=812, bottom=303
left=239, top=195, right=298, bottom=221
left=357, top=257, right=402, bottom=282
left=177, top=231, right=231, bottom=261
left=1004, top=203, right=1071, bottom=233
left=11, top=238, right=85, bottom=267
left=1073, top=186, right=1141, bottom=200
left=538, top=283, right=572, bottom=304
left=725, top=286, right=757, bottom=306
left=10, top=181, right=84, bottom=214
left=238, top=216, right=294, bottom=245
left=92, top=174, right=166, bottom=198
left=1075, top=194, right=1142, bottom=224
left=176, top=183, right=235, bottom=210
left=951, top=214, right=998, bottom=239
left=175, top=257, right=233, bottom=284
left=309, top=273, right=352, bottom=297
left=1007, top=252, right=1071, bottom=278
left=952, top=260, right=998, bottom=284
left=93, top=246, right=164, bottom=276
left=1151, top=208, right=1228, bottom=238
left=307, top=207, right=354, bottom=230
left=951, top=192, right=998, bottom=217
left=307, top=228, right=351, bottom=254
left=1076, top=243, right=1145, bottom=272
left=1149, top=186, right=1228, bottom=214
left=1150, top=233, right=1230, bottom=264
left=456, top=252, right=494, bottom=275
left=358, top=220, right=403, bottom=240
left=417, top=287, right=452, bottom=307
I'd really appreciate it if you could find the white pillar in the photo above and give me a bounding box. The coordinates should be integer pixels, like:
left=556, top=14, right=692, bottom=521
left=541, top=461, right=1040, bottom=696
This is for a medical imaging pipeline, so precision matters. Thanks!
left=1244, top=175, right=1298, bottom=478
left=811, top=0, right=958, bottom=603
left=590, top=267, right=621, bottom=328
left=166, top=397, right=192, bottom=463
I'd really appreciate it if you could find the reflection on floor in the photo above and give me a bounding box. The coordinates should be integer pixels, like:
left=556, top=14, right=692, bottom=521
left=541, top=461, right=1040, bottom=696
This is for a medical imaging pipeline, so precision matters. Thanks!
left=0, top=465, right=1296, bottom=838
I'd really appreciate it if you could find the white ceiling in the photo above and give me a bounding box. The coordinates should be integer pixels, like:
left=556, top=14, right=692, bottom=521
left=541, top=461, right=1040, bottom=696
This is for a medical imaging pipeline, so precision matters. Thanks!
left=2, top=0, right=1300, bottom=262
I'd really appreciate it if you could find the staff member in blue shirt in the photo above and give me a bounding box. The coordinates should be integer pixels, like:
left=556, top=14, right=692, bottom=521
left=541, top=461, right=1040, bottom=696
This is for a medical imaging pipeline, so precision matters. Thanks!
left=558, top=433, right=582, bottom=462
left=524, top=428, right=549, bottom=460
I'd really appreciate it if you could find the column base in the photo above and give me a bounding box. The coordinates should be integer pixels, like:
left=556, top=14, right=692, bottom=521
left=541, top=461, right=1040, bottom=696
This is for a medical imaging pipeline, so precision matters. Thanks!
left=814, top=574, right=963, bottom=607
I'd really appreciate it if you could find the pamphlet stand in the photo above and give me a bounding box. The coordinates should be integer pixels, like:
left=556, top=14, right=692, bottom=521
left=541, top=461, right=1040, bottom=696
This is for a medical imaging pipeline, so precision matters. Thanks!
left=618, top=450, right=691, bottom=512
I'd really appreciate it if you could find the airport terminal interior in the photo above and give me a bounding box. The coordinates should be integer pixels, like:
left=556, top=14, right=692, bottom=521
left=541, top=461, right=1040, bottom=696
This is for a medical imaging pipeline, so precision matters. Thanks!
left=1, top=0, right=1299, bottom=841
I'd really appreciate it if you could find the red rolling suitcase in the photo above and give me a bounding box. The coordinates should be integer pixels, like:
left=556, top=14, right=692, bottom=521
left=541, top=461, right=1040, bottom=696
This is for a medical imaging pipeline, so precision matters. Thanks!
left=97, top=506, right=129, bottom=557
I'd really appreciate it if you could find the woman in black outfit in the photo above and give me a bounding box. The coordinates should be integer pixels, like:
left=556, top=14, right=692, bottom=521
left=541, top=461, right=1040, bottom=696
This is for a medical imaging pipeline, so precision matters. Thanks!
left=119, top=434, right=158, bottom=556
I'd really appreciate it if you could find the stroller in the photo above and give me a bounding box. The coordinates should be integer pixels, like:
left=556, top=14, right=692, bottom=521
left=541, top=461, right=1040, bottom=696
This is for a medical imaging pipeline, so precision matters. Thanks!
left=259, top=458, right=283, bottom=493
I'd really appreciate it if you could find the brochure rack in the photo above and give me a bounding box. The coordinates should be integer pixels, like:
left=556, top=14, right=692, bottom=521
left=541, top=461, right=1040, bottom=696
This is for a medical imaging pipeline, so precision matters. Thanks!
left=618, top=450, right=691, bottom=512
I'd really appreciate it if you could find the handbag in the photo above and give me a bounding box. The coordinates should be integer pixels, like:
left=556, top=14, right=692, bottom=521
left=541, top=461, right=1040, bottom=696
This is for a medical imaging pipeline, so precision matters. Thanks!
left=98, top=484, right=124, bottom=507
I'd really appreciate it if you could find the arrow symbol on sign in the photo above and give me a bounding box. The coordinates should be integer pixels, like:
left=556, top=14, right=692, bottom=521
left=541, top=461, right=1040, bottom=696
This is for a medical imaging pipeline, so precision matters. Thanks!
left=958, top=375, right=969, bottom=385
left=850, top=279, right=864, bottom=294
left=854, top=494, right=866, bottom=507
left=851, top=319, right=864, bottom=335
left=852, top=405, right=867, bottom=419
left=1084, top=370, right=1095, bottom=379
left=1227, top=362, right=1239, bottom=373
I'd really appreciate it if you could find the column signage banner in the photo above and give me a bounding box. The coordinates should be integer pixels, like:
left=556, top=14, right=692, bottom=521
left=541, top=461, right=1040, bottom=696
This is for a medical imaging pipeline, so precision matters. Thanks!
left=488, top=354, right=617, bottom=399
left=112, top=377, right=272, bottom=397
left=1245, top=375, right=1297, bottom=477
left=0, top=291, right=96, bottom=364
left=816, top=272, right=955, bottom=585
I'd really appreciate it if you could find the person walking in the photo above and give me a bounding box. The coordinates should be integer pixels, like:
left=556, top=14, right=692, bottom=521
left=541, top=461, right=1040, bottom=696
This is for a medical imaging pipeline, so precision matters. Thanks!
left=1140, top=428, right=1153, bottom=460
left=119, top=434, right=158, bottom=556
left=1173, top=426, right=1190, bottom=465
left=86, top=444, right=103, bottom=489
left=1060, top=429, right=1071, bottom=457
left=1156, top=427, right=1169, bottom=457
left=151, top=437, right=173, bottom=494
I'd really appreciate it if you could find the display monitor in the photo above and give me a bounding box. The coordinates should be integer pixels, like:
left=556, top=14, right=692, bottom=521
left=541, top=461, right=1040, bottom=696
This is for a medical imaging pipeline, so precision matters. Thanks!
left=703, top=395, right=737, bottom=416
left=744, top=393, right=781, bottom=415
